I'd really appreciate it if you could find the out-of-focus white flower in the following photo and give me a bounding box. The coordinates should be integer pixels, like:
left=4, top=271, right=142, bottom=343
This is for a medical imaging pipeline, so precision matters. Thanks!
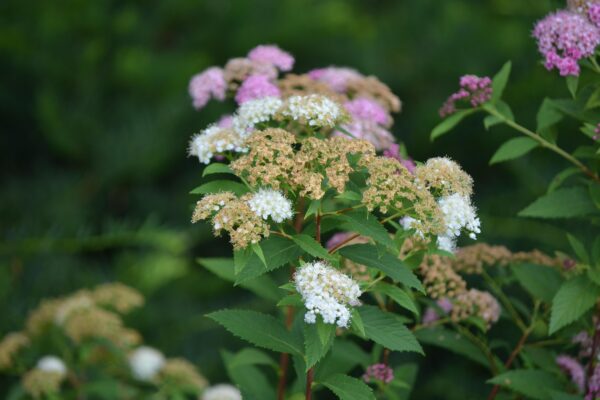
left=294, top=261, right=362, bottom=328
left=128, top=346, right=165, bottom=381
left=202, top=384, right=242, bottom=400
left=233, top=96, right=283, bottom=136
left=247, top=189, right=293, bottom=223
left=437, top=193, right=481, bottom=252
left=189, top=126, right=246, bottom=164
left=36, top=356, right=67, bottom=376
left=280, top=94, right=344, bottom=128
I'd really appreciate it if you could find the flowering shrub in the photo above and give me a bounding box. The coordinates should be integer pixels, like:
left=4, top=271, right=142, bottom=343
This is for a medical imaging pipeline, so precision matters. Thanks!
left=186, top=40, right=592, bottom=400
left=0, top=283, right=239, bottom=400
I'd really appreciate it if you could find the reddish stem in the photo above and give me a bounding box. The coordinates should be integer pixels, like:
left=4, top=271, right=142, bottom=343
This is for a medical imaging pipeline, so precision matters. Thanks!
left=305, top=367, right=315, bottom=400
left=487, top=328, right=532, bottom=400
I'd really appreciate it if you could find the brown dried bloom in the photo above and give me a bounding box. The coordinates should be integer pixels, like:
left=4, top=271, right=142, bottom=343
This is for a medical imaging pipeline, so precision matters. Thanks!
left=192, top=192, right=238, bottom=223
left=223, top=58, right=277, bottom=90
left=567, top=0, right=597, bottom=13
left=511, top=249, right=560, bottom=267
left=346, top=75, right=402, bottom=113
left=278, top=74, right=347, bottom=103
left=54, top=291, right=94, bottom=325
left=0, top=332, right=29, bottom=369
left=419, top=254, right=467, bottom=299
left=92, top=283, right=144, bottom=314
left=63, top=306, right=140, bottom=347
left=22, top=369, right=64, bottom=399
left=452, top=289, right=500, bottom=327
left=415, top=157, right=473, bottom=197
left=212, top=195, right=271, bottom=249
left=159, top=358, right=208, bottom=392
left=26, top=299, right=63, bottom=336
left=231, top=128, right=296, bottom=190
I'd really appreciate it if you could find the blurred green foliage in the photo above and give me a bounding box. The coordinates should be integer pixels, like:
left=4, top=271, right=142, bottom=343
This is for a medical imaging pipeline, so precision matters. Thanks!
left=0, top=0, right=576, bottom=398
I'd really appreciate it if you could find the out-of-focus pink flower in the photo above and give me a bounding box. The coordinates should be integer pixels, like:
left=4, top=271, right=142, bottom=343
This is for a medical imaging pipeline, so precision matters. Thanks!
left=247, top=45, right=294, bottom=71
left=188, top=67, right=227, bottom=110
left=334, top=120, right=395, bottom=151
left=439, top=75, right=492, bottom=117
left=383, top=143, right=416, bottom=174
left=590, top=3, right=600, bottom=28
left=587, top=364, right=600, bottom=400
left=217, top=114, right=234, bottom=129
left=422, top=298, right=453, bottom=325
left=345, top=97, right=391, bottom=126
left=533, top=10, right=600, bottom=76
left=556, top=355, right=586, bottom=392
left=235, top=75, right=281, bottom=104
left=363, top=363, right=394, bottom=384
left=326, top=232, right=355, bottom=251
left=308, top=67, right=363, bottom=92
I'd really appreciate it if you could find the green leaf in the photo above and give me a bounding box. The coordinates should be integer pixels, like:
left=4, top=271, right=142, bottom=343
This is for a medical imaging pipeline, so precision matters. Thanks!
left=202, top=163, right=234, bottom=177
left=567, top=233, right=590, bottom=264
left=228, top=348, right=277, bottom=369
left=536, top=98, right=564, bottom=133
left=547, top=167, right=580, bottom=193
left=484, top=100, right=515, bottom=130
left=251, top=242, right=267, bottom=268
left=489, top=137, right=538, bottom=165
left=350, top=308, right=366, bottom=338
left=358, top=306, right=423, bottom=354
left=566, top=75, right=578, bottom=99
left=197, top=258, right=280, bottom=301
left=339, top=244, right=424, bottom=292
left=492, top=61, right=512, bottom=102
left=321, top=374, right=376, bottom=400
left=416, top=327, right=490, bottom=368
left=549, top=275, right=600, bottom=334
left=190, top=180, right=248, bottom=196
left=549, top=391, right=584, bottom=400
left=487, top=369, right=563, bottom=400
left=277, top=294, right=303, bottom=307
left=292, top=234, right=337, bottom=263
left=590, top=182, right=600, bottom=209
left=304, top=199, right=321, bottom=219
left=315, top=340, right=371, bottom=381
left=234, top=236, right=303, bottom=284
left=234, top=247, right=253, bottom=274
left=373, top=283, right=419, bottom=316
left=335, top=209, right=395, bottom=250
left=511, top=263, right=563, bottom=303
left=207, top=309, right=302, bottom=355
left=222, top=350, right=275, bottom=400
left=519, top=187, right=597, bottom=219
left=430, top=109, right=477, bottom=140
left=304, top=322, right=335, bottom=370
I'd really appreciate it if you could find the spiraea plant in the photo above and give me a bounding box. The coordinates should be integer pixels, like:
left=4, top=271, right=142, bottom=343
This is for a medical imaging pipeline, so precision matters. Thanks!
left=0, top=283, right=237, bottom=400
left=431, top=1, right=600, bottom=399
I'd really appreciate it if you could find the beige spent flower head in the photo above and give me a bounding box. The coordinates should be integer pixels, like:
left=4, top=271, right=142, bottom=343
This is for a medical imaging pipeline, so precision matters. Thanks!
left=419, top=254, right=467, bottom=299
left=63, top=306, right=140, bottom=348
left=452, top=289, right=500, bottom=327
left=452, top=244, right=513, bottom=274
left=511, top=249, right=561, bottom=267
left=0, top=332, right=29, bottom=369
left=415, top=157, right=473, bottom=197
left=192, top=192, right=238, bottom=223
left=278, top=74, right=347, bottom=104
left=25, top=299, right=62, bottom=336
left=22, top=369, right=65, bottom=399
left=159, top=358, right=208, bottom=392
left=278, top=94, right=346, bottom=129
left=54, top=291, right=94, bottom=326
left=231, top=128, right=296, bottom=190
left=345, top=75, right=402, bottom=113
left=92, top=283, right=144, bottom=314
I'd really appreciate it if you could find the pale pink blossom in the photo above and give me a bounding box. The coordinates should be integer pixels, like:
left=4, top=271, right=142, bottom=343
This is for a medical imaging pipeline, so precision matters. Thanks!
left=247, top=45, right=294, bottom=71
left=189, top=67, right=227, bottom=110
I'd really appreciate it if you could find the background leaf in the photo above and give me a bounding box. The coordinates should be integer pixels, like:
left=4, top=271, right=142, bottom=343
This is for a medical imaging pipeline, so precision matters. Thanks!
left=549, top=275, right=600, bottom=334
left=358, top=306, right=423, bottom=354
left=487, top=369, right=563, bottom=400
left=489, top=137, right=538, bottom=165
left=321, top=374, right=376, bottom=400
left=519, top=187, right=597, bottom=219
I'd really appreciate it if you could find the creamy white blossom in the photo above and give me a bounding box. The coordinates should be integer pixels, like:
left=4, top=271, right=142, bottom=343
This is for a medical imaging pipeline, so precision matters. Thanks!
left=233, top=96, right=283, bottom=136
left=36, top=356, right=67, bottom=376
left=202, top=384, right=242, bottom=400
left=294, top=261, right=362, bottom=328
left=280, top=94, right=344, bottom=128
left=189, top=126, right=246, bottom=164
left=400, top=216, right=424, bottom=238
left=247, top=189, right=293, bottom=223
left=437, top=193, right=481, bottom=252
left=128, top=346, right=165, bottom=381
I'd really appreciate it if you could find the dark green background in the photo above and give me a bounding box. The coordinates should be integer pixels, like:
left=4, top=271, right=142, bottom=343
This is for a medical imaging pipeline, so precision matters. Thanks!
left=0, top=0, right=577, bottom=398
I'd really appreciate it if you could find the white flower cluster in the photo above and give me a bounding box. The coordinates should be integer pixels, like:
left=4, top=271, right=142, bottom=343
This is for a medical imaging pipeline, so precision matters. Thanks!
left=128, top=346, right=166, bottom=381
left=247, top=188, right=293, bottom=223
left=189, top=126, right=246, bottom=164
left=202, top=384, right=242, bottom=400
left=280, top=94, right=344, bottom=128
left=36, top=356, right=67, bottom=376
left=437, top=193, right=481, bottom=252
left=400, top=216, right=424, bottom=238
left=294, top=261, right=362, bottom=328
left=232, top=96, right=283, bottom=135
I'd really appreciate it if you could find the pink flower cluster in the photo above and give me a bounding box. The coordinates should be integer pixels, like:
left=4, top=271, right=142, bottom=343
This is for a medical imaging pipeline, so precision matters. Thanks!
left=422, top=297, right=453, bottom=325
left=308, top=67, right=362, bottom=92
left=594, top=123, right=600, bottom=140
left=556, top=355, right=586, bottom=392
left=188, top=67, right=227, bottom=110
left=587, top=365, right=600, bottom=400
left=439, top=75, right=492, bottom=117
left=248, top=45, right=295, bottom=72
left=362, top=363, right=394, bottom=384
left=533, top=10, right=600, bottom=76
left=589, top=3, right=600, bottom=27
left=383, top=143, right=416, bottom=174
left=235, top=75, right=281, bottom=104
left=345, top=98, right=391, bottom=126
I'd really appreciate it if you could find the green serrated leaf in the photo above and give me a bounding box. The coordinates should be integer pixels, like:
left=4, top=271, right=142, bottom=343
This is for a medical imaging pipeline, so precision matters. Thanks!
left=487, top=369, right=563, bottom=400
left=358, top=306, right=423, bottom=354
left=292, top=234, right=337, bottom=263
left=549, top=275, right=600, bottom=334
left=335, top=209, right=395, bottom=250
left=350, top=308, right=366, bottom=338
left=304, top=322, right=334, bottom=370
left=430, top=109, right=477, bottom=140
left=566, top=75, right=579, bottom=99
left=511, top=263, right=563, bottom=303
left=202, top=163, right=234, bottom=177
left=415, top=327, right=490, bottom=367
left=536, top=98, right=564, bottom=133
left=547, top=167, right=580, bottom=193
left=234, top=247, right=253, bottom=274
left=190, top=180, right=248, bottom=196
left=339, top=244, right=424, bottom=292
left=321, top=374, right=376, bottom=400
left=567, top=233, right=589, bottom=264
left=277, top=294, right=303, bottom=307
left=590, top=182, right=600, bottom=209
left=304, top=199, right=321, bottom=220
left=251, top=242, right=267, bottom=268
left=228, top=348, right=277, bottom=369
left=489, top=137, right=538, bottom=165
left=373, top=283, right=419, bottom=316
left=234, top=236, right=303, bottom=284
left=208, top=309, right=302, bottom=355
left=519, top=187, right=597, bottom=219
left=492, top=61, right=512, bottom=102
left=222, top=350, right=275, bottom=399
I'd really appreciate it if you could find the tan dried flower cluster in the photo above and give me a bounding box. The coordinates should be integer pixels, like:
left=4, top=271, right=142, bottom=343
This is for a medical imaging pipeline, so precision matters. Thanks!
left=419, top=254, right=467, bottom=299
left=192, top=192, right=270, bottom=249
left=345, top=75, right=402, bottom=112
left=64, top=307, right=141, bottom=347
left=452, top=289, right=501, bottom=327
left=22, top=369, right=65, bottom=399
left=92, top=282, right=145, bottom=314
left=223, top=57, right=277, bottom=90
left=159, top=358, right=208, bottom=391
left=0, top=332, right=29, bottom=369
left=415, top=157, right=473, bottom=197
left=278, top=74, right=346, bottom=103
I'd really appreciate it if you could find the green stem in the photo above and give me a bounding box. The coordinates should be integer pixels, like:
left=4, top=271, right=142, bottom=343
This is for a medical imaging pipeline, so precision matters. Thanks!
left=485, top=106, right=600, bottom=183
left=481, top=270, right=527, bottom=332
left=454, top=324, right=499, bottom=374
